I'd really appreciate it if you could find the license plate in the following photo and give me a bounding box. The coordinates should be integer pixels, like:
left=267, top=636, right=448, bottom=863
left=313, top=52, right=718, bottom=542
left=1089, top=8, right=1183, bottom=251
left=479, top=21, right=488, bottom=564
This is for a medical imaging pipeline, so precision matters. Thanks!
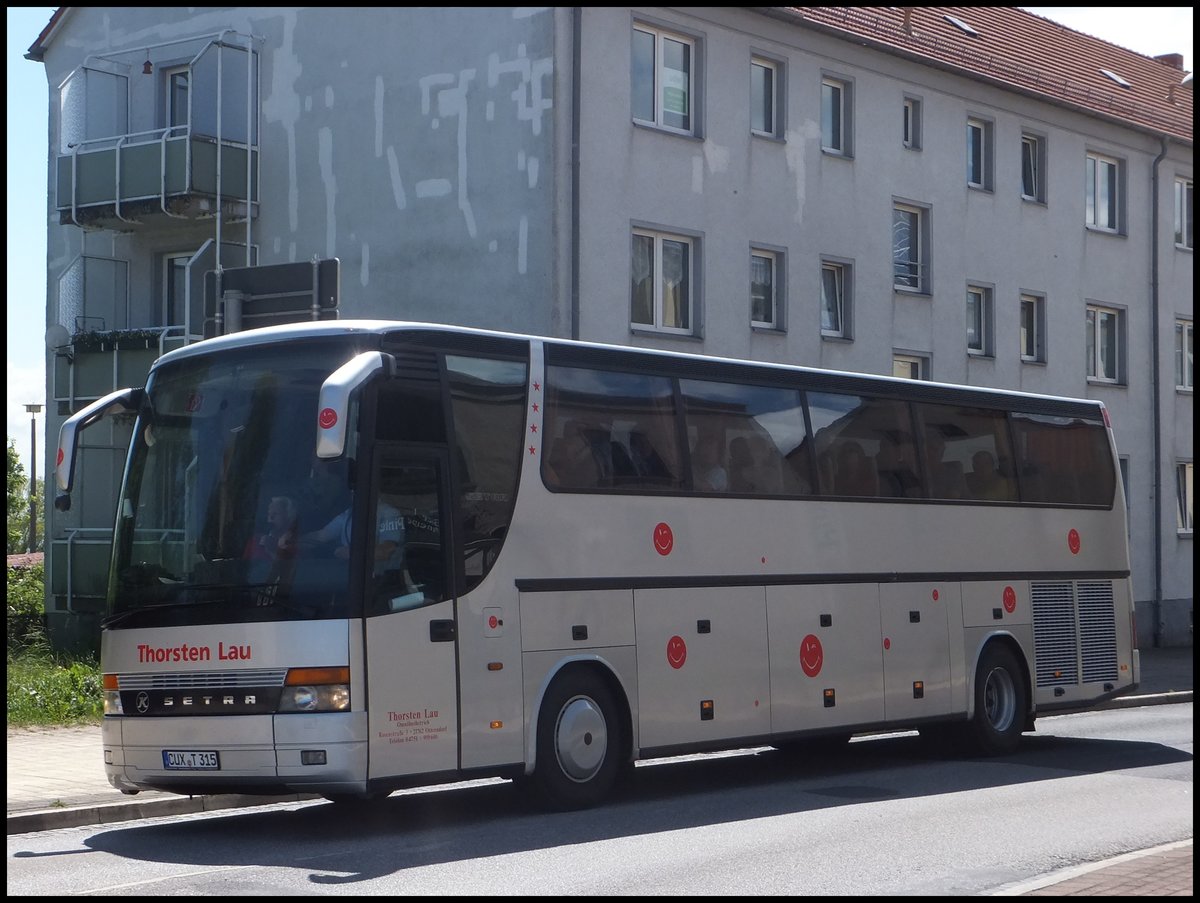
left=162, top=750, right=220, bottom=770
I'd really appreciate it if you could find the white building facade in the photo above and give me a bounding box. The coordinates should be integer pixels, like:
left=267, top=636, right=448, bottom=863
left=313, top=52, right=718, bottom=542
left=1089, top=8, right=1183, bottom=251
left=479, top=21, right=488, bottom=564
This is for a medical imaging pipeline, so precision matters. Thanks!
left=27, top=7, right=1192, bottom=649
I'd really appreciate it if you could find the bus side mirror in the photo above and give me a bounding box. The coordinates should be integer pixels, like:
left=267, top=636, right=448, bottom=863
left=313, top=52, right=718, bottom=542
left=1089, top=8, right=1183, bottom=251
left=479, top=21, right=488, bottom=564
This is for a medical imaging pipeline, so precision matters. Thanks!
left=55, top=387, right=144, bottom=504
left=315, top=351, right=396, bottom=459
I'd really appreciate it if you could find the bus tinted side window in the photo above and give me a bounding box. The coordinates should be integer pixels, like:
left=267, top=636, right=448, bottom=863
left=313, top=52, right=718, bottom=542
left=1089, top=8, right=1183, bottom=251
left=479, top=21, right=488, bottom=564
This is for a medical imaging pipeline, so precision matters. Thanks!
left=679, top=379, right=810, bottom=495
left=544, top=366, right=681, bottom=492
left=446, top=356, right=529, bottom=592
left=807, top=392, right=921, bottom=499
left=912, top=402, right=1016, bottom=502
left=1010, top=411, right=1114, bottom=506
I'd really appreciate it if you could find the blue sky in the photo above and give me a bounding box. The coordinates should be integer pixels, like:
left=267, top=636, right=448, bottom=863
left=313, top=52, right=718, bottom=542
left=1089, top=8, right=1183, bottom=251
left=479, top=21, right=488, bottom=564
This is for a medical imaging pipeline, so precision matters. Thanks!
left=4, top=6, right=1194, bottom=476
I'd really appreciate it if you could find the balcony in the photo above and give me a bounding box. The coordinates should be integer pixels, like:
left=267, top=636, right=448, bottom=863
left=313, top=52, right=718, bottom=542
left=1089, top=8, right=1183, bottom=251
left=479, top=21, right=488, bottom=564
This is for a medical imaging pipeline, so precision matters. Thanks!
left=56, top=130, right=257, bottom=231
left=54, top=33, right=258, bottom=233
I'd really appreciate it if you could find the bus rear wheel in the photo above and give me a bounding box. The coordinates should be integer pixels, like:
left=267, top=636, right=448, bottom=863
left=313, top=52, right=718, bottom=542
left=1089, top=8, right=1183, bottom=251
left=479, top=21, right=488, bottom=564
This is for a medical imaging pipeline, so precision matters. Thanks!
left=966, top=643, right=1028, bottom=756
left=531, top=670, right=624, bottom=811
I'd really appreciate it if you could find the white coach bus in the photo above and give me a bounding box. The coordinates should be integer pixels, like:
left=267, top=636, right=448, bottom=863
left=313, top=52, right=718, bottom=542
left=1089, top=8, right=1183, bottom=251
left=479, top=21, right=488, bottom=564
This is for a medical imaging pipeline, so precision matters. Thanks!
left=55, top=320, right=1139, bottom=810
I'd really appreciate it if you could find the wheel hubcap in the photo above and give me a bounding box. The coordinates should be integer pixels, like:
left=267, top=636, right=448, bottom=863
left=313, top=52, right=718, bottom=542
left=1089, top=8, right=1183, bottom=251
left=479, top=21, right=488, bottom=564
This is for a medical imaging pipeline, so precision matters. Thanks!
left=554, top=695, right=608, bottom=782
left=983, top=666, right=1017, bottom=732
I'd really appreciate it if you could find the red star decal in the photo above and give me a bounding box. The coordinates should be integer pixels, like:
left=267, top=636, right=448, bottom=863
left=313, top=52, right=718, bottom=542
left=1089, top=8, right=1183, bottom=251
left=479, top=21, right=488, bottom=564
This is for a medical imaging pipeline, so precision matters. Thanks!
left=530, top=423, right=538, bottom=433
left=531, top=402, right=539, bottom=412
left=528, top=445, right=537, bottom=455
left=532, top=381, right=541, bottom=392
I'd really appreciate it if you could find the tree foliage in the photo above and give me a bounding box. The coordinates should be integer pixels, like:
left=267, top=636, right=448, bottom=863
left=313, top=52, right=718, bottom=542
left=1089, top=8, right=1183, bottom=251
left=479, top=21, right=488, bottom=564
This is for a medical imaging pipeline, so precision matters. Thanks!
left=6, top=438, right=42, bottom=554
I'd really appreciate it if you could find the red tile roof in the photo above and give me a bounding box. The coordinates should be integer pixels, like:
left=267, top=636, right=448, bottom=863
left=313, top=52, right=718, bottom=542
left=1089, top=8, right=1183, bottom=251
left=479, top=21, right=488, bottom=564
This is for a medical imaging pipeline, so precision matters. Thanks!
left=769, top=7, right=1193, bottom=144
left=7, top=552, right=45, bottom=570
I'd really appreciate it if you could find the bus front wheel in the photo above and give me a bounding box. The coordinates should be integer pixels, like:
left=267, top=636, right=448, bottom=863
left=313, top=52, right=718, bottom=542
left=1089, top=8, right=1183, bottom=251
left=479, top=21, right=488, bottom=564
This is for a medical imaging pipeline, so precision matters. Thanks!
left=531, top=670, right=624, bottom=811
left=966, top=643, right=1028, bottom=756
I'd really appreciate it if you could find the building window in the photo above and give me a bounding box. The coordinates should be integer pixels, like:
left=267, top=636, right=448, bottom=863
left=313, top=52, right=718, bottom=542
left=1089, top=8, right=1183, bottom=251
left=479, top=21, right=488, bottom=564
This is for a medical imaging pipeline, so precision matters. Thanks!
left=903, top=96, right=922, bottom=150
left=1086, top=304, right=1124, bottom=383
left=893, top=353, right=927, bottom=380
left=750, top=249, right=780, bottom=329
left=966, top=285, right=993, bottom=356
left=165, top=67, right=190, bottom=131
left=821, top=76, right=851, bottom=155
left=1178, top=462, right=1194, bottom=533
left=1020, top=293, right=1046, bottom=362
left=1176, top=177, right=1194, bottom=249
left=632, top=24, right=695, bottom=134
left=631, top=229, right=694, bottom=334
left=750, top=57, right=779, bottom=138
left=966, top=117, right=993, bottom=190
left=163, top=252, right=190, bottom=328
left=1021, top=133, right=1046, bottom=202
left=892, top=202, right=927, bottom=291
left=1177, top=319, right=1194, bottom=390
left=1086, top=152, right=1122, bottom=231
left=821, top=261, right=851, bottom=338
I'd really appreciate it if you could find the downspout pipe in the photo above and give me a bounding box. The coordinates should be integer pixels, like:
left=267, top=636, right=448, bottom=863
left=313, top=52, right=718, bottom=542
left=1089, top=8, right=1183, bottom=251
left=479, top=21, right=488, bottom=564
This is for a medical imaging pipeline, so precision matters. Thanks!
left=1150, top=136, right=1167, bottom=648
left=571, top=7, right=582, bottom=341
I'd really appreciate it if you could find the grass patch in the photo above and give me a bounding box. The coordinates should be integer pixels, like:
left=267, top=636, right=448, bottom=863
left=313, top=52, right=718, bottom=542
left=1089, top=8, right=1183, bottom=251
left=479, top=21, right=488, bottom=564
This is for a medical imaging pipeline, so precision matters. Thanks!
left=7, top=647, right=103, bottom=727
left=7, top=562, right=103, bottom=728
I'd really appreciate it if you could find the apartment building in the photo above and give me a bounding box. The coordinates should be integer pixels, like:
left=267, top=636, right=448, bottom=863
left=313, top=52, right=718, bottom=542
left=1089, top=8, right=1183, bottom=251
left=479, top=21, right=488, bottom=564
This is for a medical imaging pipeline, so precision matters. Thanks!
left=26, top=7, right=1192, bottom=649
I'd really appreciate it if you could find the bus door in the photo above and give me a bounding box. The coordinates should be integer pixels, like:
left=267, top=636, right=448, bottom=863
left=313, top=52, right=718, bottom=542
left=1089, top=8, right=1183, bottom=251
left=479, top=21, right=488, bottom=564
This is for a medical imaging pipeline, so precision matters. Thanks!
left=364, top=447, right=460, bottom=779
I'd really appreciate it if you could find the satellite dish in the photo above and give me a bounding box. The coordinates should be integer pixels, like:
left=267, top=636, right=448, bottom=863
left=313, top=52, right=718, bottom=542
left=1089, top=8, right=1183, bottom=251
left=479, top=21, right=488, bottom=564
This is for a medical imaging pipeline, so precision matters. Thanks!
left=46, top=324, right=71, bottom=349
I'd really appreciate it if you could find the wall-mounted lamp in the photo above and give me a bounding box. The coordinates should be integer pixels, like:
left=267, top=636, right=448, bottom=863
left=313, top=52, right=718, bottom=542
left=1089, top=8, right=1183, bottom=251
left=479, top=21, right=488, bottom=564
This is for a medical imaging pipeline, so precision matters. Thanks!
left=143, top=57, right=153, bottom=75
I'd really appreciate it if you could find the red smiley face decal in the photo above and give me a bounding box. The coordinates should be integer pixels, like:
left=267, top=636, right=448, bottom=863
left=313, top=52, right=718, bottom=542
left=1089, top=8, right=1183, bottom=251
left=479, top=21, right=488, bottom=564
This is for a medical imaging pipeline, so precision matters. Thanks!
left=799, top=634, right=824, bottom=677
left=653, top=522, right=674, bottom=556
left=1003, top=585, right=1017, bottom=613
left=318, top=407, right=338, bottom=430
left=666, top=635, right=687, bottom=669
left=1067, top=529, right=1081, bottom=555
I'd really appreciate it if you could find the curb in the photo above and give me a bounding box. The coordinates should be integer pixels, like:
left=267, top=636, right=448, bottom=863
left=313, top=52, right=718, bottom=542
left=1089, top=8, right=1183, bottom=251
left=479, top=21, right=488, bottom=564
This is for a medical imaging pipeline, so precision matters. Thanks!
left=7, top=691, right=1191, bottom=836
left=7, top=792, right=320, bottom=836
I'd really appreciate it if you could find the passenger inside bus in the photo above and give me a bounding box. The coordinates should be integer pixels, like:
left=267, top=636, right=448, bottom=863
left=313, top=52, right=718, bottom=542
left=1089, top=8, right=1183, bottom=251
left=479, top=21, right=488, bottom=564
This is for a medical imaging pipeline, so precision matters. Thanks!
left=692, top=433, right=729, bottom=492
left=966, top=450, right=1013, bottom=500
left=244, top=495, right=299, bottom=561
left=833, top=441, right=878, bottom=497
left=924, top=431, right=968, bottom=500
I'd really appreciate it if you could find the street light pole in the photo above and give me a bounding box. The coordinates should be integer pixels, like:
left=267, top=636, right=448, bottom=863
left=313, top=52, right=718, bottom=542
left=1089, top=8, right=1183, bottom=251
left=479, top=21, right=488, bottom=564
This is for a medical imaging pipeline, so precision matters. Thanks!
left=24, top=403, right=43, bottom=554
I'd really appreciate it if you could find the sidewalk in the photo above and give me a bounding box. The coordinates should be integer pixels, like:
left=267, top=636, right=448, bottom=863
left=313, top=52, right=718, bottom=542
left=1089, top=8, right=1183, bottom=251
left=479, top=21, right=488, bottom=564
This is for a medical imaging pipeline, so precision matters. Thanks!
left=7, top=648, right=1192, bottom=895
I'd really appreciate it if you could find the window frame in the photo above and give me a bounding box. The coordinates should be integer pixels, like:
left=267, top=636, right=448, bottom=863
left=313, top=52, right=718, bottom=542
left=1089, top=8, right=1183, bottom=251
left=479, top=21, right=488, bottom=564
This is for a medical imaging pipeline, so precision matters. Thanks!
left=820, top=259, right=852, bottom=339
left=1085, top=303, right=1125, bottom=384
left=630, top=227, right=698, bottom=336
left=632, top=22, right=698, bottom=136
left=750, top=246, right=784, bottom=330
left=892, top=201, right=929, bottom=293
left=966, top=284, right=994, bottom=357
left=1086, top=151, right=1123, bottom=233
left=1021, top=132, right=1046, bottom=203
left=1176, top=318, right=1194, bottom=390
left=163, top=65, right=190, bottom=133
left=821, top=75, right=852, bottom=156
left=966, top=116, right=993, bottom=190
left=1175, top=177, right=1194, bottom=249
left=1020, top=293, right=1046, bottom=363
left=893, top=352, right=927, bottom=380
left=1178, top=461, right=1194, bottom=534
left=902, top=95, right=922, bottom=150
left=750, top=55, right=782, bottom=139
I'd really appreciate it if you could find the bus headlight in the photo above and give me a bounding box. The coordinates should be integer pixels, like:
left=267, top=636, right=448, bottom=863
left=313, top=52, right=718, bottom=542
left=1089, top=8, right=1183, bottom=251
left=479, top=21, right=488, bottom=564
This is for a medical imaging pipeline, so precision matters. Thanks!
left=102, top=673, right=123, bottom=715
left=278, top=666, right=351, bottom=713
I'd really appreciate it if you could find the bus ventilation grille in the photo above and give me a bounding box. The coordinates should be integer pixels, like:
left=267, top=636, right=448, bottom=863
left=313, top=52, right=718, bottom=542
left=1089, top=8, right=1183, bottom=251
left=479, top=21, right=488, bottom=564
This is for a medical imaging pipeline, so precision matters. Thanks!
left=1031, top=580, right=1118, bottom=688
left=116, top=669, right=289, bottom=689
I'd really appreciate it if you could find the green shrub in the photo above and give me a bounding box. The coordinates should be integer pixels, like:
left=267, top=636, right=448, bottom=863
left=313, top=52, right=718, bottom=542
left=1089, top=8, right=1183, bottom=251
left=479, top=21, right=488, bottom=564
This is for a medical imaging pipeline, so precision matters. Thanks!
left=7, top=648, right=103, bottom=725
left=6, top=562, right=47, bottom=652
left=7, top=563, right=103, bottom=726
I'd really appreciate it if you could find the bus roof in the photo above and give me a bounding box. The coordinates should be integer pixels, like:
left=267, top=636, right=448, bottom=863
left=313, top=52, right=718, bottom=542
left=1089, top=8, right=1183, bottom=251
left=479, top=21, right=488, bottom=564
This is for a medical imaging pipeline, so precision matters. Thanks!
left=152, top=319, right=1107, bottom=414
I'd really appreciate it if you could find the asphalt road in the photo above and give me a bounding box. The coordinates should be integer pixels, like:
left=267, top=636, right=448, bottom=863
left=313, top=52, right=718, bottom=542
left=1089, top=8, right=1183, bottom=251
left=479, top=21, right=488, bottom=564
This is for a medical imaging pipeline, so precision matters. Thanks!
left=6, top=702, right=1192, bottom=896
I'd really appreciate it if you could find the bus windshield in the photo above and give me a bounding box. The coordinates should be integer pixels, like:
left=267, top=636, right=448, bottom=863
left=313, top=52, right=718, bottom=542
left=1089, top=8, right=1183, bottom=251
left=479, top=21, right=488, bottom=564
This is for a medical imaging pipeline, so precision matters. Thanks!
left=109, top=341, right=366, bottom=628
